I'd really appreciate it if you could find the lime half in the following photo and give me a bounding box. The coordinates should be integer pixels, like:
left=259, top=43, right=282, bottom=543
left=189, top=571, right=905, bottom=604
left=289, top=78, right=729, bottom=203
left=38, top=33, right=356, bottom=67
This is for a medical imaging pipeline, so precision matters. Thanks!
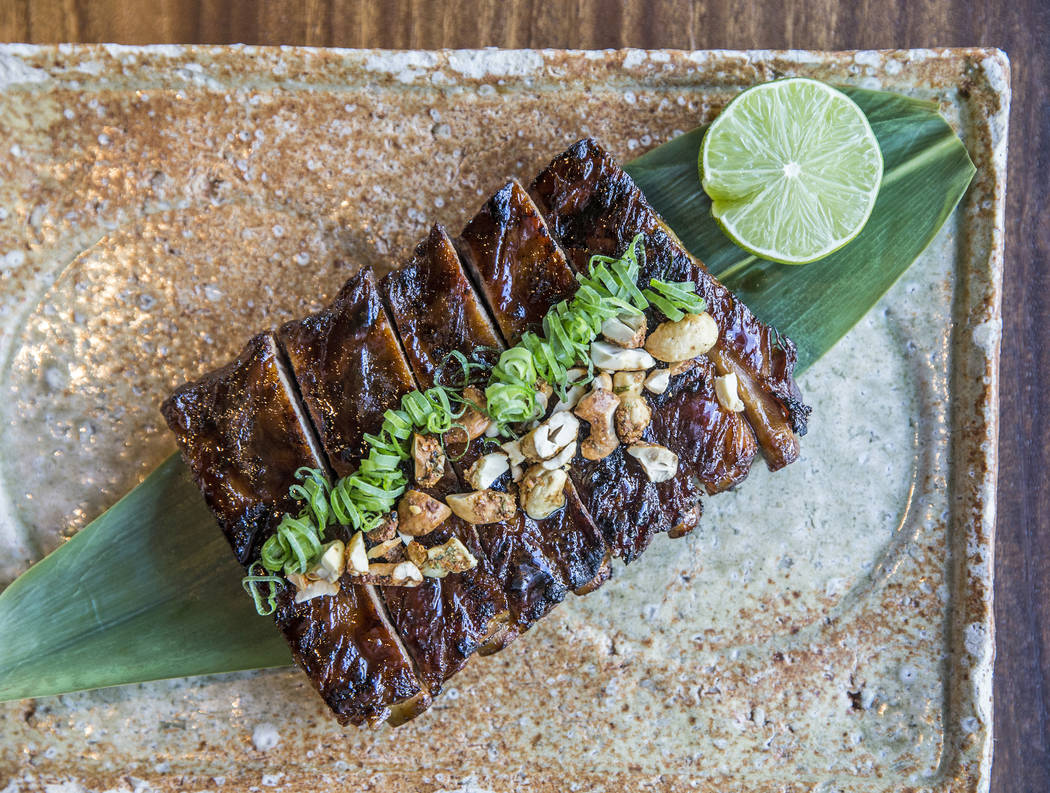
left=699, top=77, right=883, bottom=265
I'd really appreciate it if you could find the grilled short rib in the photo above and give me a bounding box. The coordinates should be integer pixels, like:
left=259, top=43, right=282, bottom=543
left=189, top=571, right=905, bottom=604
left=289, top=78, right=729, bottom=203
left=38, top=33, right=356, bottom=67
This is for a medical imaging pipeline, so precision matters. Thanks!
left=160, top=333, right=427, bottom=726
left=163, top=137, right=810, bottom=727
left=530, top=137, right=810, bottom=471
left=276, top=268, right=511, bottom=697
left=381, top=225, right=608, bottom=635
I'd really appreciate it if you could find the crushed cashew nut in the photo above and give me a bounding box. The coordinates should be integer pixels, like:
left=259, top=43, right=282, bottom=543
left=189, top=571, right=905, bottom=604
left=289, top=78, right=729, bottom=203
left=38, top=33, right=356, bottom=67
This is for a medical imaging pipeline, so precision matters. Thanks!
left=347, top=531, right=369, bottom=574
left=644, top=368, right=670, bottom=394
left=420, top=537, right=479, bottom=578
left=574, top=377, right=621, bottom=460
left=367, top=537, right=405, bottom=562
left=308, top=540, right=346, bottom=583
left=520, top=465, right=569, bottom=520
left=590, top=340, right=656, bottom=372
left=465, top=452, right=510, bottom=490
left=288, top=572, right=341, bottom=603
left=601, top=312, right=647, bottom=348
left=645, top=312, right=719, bottom=363
left=613, top=371, right=652, bottom=445
left=446, top=489, right=518, bottom=524
left=397, top=489, right=452, bottom=535
left=627, top=442, right=680, bottom=483
left=715, top=372, right=745, bottom=412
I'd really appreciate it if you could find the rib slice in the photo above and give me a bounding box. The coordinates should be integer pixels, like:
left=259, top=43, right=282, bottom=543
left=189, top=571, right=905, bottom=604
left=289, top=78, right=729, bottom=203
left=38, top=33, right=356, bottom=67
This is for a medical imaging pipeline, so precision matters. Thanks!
left=277, top=268, right=416, bottom=477
left=276, top=268, right=510, bottom=698
left=381, top=225, right=608, bottom=638
left=161, top=333, right=427, bottom=726
left=456, top=180, right=707, bottom=562
left=530, top=137, right=810, bottom=471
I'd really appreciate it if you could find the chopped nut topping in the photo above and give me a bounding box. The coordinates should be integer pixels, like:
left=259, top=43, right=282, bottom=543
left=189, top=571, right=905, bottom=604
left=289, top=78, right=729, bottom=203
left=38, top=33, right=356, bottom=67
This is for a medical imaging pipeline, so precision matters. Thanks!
left=454, top=386, right=493, bottom=441
left=308, top=540, right=346, bottom=583
left=367, top=537, right=406, bottom=562
left=613, top=371, right=652, bottom=445
left=288, top=572, right=341, bottom=603
left=446, top=489, right=517, bottom=524
left=366, top=512, right=399, bottom=544
left=574, top=379, right=621, bottom=460
left=520, top=465, right=569, bottom=520
left=420, top=537, right=478, bottom=578
left=645, top=311, right=719, bottom=363
left=627, top=442, right=680, bottom=483
left=501, top=438, right=526, bottom=466
left=540, top=441, right=576, bottom=470
left=363, top=561, right=424, bottom=587
left=397, top=489, right=452, bottom=536
left=520, top=411, right=580, bottom=462
left=601, top=312, right=647, bottom=348
left=405, top=540, right=428, bottom=568
left=465, top=452, right=510, bottom=490
left=412, top=433, right=446, bottom=488
left=715, top=372, right=746, bottom=412
left=644, top=368, right=671, bottom=395
left=590, top=340, right=656, bottom=372
left=347, top=531, right=369, bottom=574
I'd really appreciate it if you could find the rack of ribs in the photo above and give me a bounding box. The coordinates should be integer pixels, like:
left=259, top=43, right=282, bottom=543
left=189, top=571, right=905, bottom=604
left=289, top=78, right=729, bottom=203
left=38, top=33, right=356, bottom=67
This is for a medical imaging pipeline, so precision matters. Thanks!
left=162, top=138, right=810, bottom=726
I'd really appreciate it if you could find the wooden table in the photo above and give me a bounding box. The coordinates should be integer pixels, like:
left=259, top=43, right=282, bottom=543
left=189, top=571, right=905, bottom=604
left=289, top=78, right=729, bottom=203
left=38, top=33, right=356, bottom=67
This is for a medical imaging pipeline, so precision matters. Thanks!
left=2, top=1, right=1046, bottom=789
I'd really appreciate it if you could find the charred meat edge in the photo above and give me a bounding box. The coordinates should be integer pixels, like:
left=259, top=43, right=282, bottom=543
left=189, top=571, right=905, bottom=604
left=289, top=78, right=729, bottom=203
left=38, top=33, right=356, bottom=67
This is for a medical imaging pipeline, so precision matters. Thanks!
left=277, top=267, right=510, bottom=699
left=380, top=225, right=609, bottom=619
left=161, top=332, right=428, bottom=727
left=529, top=137, right=810, bottom=471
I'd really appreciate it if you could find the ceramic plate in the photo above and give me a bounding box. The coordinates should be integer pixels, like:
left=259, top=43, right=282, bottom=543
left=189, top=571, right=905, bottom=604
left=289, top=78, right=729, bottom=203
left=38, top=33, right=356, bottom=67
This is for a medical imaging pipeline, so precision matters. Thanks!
left=0, top=46, right=1007, bottom=793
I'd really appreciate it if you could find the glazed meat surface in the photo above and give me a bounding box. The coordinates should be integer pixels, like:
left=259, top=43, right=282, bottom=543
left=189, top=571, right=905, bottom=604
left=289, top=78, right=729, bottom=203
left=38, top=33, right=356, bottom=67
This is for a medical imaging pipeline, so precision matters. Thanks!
left=382, top=226, right=608, bottom=627
left=277, top=265, right=513, bottom=695
left=161, top=333, right=326, bottom=565
left=530, top=137, right=809, bottom=471
left=378, top=459, right=511, bottom=694
left=456, top=181, right=707, bottom=562
left=277, top=268, right=416, bottom=476
left=161, top=333, right=426, bottom=726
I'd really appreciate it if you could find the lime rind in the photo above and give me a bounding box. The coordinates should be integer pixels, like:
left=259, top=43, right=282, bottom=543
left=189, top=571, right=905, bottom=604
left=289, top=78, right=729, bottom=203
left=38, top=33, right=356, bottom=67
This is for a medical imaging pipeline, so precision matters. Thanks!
left=699, top=78, right=883, bottom=265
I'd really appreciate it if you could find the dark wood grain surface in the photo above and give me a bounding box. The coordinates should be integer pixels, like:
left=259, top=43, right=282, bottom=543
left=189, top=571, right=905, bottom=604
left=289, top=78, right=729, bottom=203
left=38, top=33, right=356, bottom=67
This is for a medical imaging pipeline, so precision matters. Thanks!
left=2, top=1, right=1046, bottom=789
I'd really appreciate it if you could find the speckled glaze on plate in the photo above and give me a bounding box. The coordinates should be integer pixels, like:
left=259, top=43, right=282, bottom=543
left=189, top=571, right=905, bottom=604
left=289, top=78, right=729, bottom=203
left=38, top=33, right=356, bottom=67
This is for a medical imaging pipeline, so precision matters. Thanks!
left=0, top=46, right=1006, bottom=793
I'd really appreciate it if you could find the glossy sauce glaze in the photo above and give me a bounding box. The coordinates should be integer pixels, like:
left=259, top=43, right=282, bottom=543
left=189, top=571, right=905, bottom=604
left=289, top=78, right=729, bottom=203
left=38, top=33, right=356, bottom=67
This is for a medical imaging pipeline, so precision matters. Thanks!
left=530, top=137, right=810, bottom=471
left=277, top=268, right=416, bottom=476
left=161, top=332, right=426, bottom=726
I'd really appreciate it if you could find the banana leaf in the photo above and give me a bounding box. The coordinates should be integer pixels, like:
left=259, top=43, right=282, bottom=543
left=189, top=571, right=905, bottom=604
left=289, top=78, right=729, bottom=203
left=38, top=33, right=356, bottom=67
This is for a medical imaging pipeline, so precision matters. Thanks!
left=0, top=85, right=974, bottom=702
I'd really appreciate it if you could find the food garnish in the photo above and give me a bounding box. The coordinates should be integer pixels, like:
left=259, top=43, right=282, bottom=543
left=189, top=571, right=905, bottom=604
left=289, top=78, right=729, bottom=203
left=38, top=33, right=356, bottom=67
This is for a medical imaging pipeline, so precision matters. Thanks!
left=699, top=77, right=883, bottom=264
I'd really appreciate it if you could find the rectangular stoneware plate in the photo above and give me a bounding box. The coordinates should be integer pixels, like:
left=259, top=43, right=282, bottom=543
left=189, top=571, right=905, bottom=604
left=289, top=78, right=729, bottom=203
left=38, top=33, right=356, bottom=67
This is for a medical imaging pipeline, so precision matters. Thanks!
left=0, top=46, right=1007, bottom=793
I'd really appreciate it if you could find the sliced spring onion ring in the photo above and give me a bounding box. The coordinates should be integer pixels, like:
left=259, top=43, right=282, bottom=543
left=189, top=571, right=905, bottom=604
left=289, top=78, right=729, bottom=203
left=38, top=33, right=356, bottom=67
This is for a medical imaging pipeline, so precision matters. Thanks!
left=242, top=566, right=285, bottom=616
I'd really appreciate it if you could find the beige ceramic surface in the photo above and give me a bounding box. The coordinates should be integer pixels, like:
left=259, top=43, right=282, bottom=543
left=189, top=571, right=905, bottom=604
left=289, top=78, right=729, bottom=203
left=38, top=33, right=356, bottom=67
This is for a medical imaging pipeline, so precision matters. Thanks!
left=0, top=47, right=1006, bottom=793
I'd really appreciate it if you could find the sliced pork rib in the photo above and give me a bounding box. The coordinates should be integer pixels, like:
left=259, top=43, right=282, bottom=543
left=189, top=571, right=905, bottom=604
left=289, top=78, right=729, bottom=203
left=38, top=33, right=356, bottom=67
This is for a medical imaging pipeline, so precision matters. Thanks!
left=277, top=268, right=417, bottom=477
left=276, top=267, right=511, bottom=699
left=456, top=179, right=710, bottom=562
left=160, top=333, right=427, bottom=726
left=530, top=137, right=810, bottom=471
left=161, top=136, right=812, bottom=728
left=381, top=225, right=608, bottom=631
